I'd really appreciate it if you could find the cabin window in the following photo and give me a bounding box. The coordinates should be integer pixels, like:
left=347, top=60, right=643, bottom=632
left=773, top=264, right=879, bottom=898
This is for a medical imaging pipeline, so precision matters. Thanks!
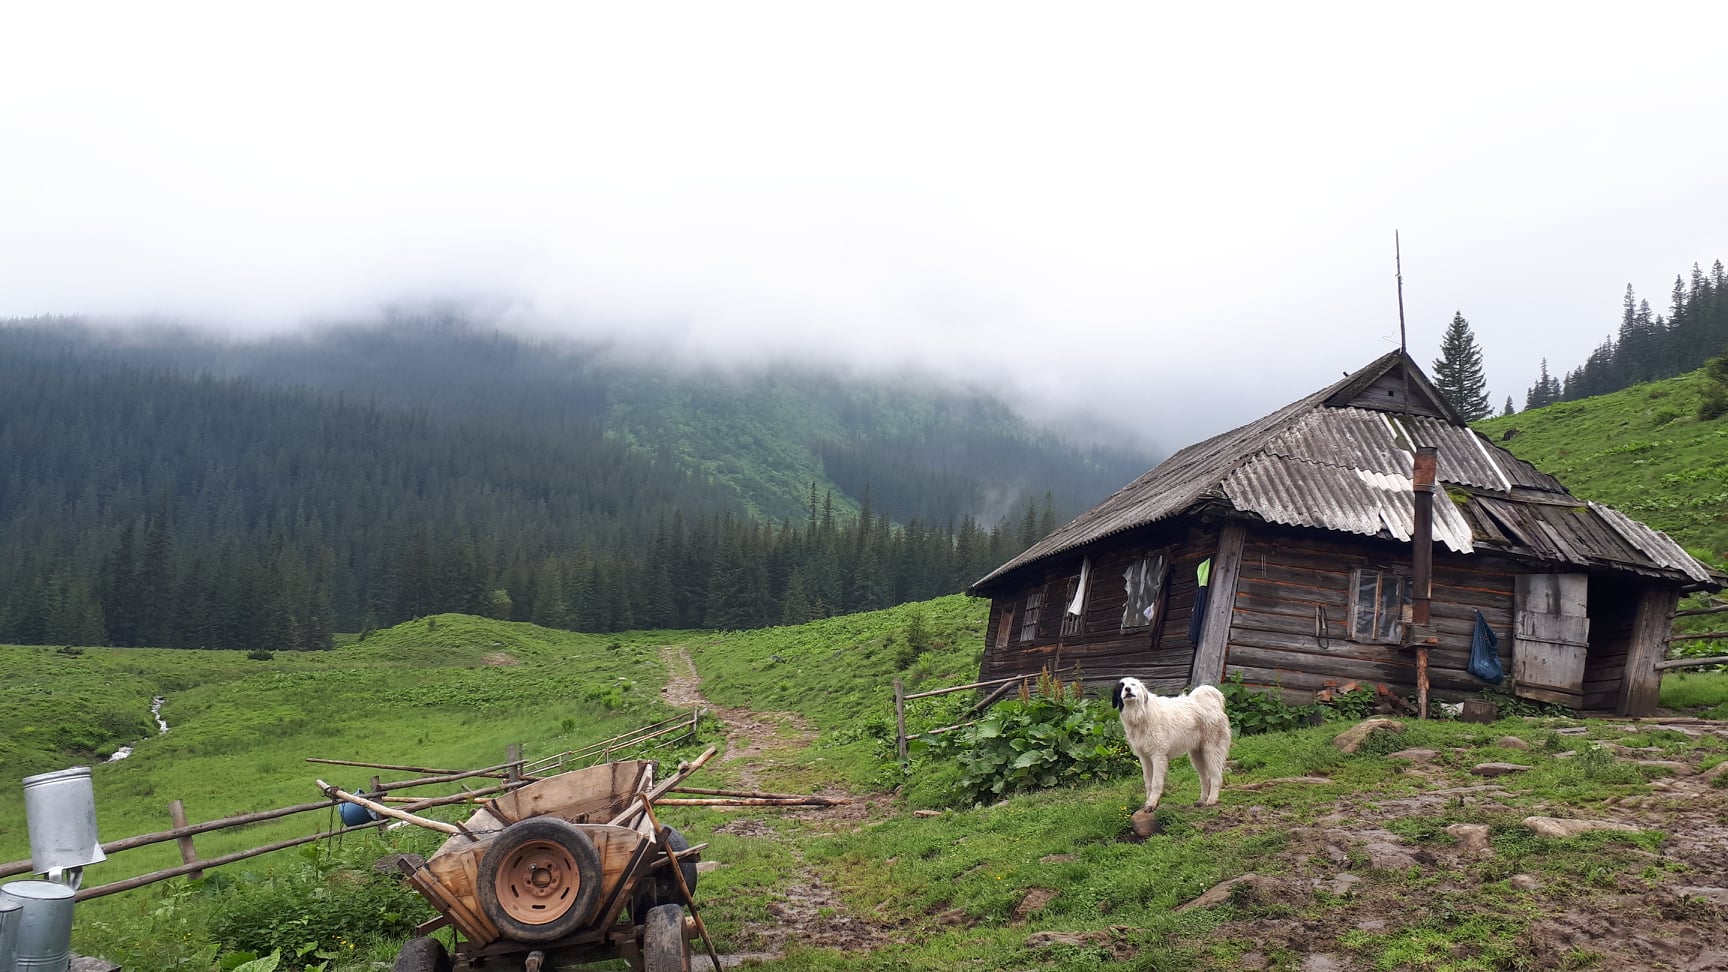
left=1018, top=589, right=1045, bottom=643
left=1350, top=568, right=1412, bottom=644
left=1060, top=574, right=1086, bottom=636
left=1120, top=553, right=1168, bottom=631
left=994, top=603, right=1015, bottom=648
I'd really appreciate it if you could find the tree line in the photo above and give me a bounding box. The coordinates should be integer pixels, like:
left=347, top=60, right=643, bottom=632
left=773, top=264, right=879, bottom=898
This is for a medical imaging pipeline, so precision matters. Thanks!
left=0, top=327, right=1073, bottom=650
left=1526, top=260, right=1728, bottom=409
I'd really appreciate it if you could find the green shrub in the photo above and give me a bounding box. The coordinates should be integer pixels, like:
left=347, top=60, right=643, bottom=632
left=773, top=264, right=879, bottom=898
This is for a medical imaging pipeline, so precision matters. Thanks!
left=203, top=845, right=423, bottom=969
left=919, top=671, right=1128, bottom=804
left=1219, top=672, right=1319, bottom=735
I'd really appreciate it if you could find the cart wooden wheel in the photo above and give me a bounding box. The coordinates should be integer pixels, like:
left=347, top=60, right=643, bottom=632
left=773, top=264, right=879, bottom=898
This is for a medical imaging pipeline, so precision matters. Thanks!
left=477, top=817, right=604, bottom=943
left=642, top=903, right=690, bottom=972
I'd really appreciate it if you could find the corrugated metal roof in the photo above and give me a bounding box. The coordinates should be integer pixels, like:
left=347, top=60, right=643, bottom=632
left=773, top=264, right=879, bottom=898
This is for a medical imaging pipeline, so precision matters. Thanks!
left=1590, top=502, right=1717, bottom=585
left=1222, top=454, right=1475, bottom=553
left=968, top=350, right=1721, bottom=594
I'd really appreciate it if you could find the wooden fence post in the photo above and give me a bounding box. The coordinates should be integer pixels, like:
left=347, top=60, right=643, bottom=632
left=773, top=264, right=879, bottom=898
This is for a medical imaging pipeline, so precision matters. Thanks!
left=168, top=800, right=203, bottom=880
left=506, top=743, right=522, bottom=783
left=893, top=678, right=908, bottom=760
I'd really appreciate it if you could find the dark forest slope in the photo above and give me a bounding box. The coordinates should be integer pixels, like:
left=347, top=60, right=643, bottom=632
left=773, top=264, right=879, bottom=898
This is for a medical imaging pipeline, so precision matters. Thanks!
left=0, top=317, right=1157, bottom=649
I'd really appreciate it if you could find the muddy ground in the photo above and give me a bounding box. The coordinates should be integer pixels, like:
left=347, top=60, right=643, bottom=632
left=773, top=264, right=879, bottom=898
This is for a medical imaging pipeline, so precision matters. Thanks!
left=661, top=649, right=1728, bottom=970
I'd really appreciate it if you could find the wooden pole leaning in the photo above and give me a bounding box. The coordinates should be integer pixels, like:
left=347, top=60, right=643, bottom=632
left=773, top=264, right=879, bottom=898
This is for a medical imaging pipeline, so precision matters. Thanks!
left=636, top=794, right=723, bottom=972
left=604, top=746, right=718, bottom=829
left=316, top=780, right=463, bottom=836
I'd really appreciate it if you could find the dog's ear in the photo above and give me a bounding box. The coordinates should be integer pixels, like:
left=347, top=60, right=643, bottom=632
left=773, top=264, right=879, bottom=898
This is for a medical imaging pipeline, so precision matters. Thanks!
left=1111, top=679, right=1126, bottom=710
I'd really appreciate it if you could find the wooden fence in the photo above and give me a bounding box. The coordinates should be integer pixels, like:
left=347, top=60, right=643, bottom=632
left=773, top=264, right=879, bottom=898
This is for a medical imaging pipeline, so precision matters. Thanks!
left=1659, top=600, right=1728, bottom=671
left=1, top=708, right=705, bottom=902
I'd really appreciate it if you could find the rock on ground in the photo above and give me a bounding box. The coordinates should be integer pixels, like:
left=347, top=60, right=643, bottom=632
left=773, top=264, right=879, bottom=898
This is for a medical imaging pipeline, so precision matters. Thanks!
left=1334, top=718, right=1406, bottom=754
left=1524, top=816, right=1643, bottom=838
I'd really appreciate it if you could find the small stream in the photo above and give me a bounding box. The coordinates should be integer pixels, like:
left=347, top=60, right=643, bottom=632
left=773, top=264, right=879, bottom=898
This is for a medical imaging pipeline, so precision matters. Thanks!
left=106, top=696, right=169, bottom=762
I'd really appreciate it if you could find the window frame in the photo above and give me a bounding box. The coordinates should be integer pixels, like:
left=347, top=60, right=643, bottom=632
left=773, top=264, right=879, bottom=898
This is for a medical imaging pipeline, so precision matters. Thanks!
left=1060, top=573, right=1086, bottom=637
left=1120, top=551, right=1169, bottom=632
left=1348, top=567, right=1412, bottom=644
left=1017, top=588, right=1046, bottom=643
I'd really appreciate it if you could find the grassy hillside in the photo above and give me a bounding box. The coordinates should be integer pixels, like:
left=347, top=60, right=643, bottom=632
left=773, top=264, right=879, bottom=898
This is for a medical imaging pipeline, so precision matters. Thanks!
left=1475, top=369, right=1728, bottom=569
left=7, top=605, right=1728, bottom=971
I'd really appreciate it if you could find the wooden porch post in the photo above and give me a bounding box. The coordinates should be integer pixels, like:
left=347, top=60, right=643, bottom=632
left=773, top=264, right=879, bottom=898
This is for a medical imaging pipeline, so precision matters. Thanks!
left=1618, top=585, right=1681, bottom=716
left=1190, top=523, right=1247, bottom=686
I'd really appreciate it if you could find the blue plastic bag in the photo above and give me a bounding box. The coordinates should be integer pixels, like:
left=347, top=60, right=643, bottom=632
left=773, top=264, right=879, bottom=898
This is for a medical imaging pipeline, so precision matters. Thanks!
left=1468, top=610, right=1503, bottom=683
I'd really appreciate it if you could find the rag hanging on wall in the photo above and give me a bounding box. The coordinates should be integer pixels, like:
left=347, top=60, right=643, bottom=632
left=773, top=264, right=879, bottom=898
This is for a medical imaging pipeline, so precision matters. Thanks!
left=1188, top=558, right=1212, bottom=646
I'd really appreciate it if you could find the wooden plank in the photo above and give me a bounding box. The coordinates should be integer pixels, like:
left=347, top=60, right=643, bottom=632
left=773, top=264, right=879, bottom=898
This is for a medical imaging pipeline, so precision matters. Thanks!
left=489, top=761, right=653, bottom=826
left=1655, top=654, right=1728, bottom=671
left=435, top=807, right=505, bottom=859
left=420, top=841, right=501, bottom=945
left=1513, top=640, right=1586, bottom=695
left=1619, top=586, right=1680, bottom=716
left=1516, top=613, right=1591, bottom=645
left=1514, top=684, right=1583, bottom=708
left=1191, top=523, right=1246, bottom=686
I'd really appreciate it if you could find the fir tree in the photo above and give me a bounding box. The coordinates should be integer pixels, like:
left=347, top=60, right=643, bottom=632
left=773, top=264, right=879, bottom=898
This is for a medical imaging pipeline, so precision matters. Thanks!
left=1502, top=396, right=1514, bottom=417
left=1525, top=358, right=1561, bottom=410
left=1432, top=312, right=1492, bottom=420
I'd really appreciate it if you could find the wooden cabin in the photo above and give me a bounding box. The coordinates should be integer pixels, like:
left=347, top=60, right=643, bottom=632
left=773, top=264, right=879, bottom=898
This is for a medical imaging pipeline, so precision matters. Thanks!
left=966, top=350, right=1724, bottom=716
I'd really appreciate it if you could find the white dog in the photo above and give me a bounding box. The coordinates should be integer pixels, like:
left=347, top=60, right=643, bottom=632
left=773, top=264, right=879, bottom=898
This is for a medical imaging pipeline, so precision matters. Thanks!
left=1111, top=677, right=1232, bottom=812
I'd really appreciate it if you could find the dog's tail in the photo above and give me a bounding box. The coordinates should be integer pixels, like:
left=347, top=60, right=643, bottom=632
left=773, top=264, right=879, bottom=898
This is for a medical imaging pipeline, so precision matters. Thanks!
left=1190, top=683, right=1227, bottom=712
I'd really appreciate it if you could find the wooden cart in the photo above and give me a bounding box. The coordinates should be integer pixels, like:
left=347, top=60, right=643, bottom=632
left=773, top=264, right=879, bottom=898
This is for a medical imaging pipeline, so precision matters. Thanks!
left=326, top=748, right=719, bottom=972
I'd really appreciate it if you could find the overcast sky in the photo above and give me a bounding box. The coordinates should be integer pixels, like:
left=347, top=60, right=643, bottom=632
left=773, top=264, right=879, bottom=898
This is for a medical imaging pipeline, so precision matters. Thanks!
left=4, top=3, right=1726, bottom=451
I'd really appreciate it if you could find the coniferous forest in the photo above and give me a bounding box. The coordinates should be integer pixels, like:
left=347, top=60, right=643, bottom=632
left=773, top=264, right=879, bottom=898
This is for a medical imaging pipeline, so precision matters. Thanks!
left=1525, top=259, right=1728, bottom=408
left=0, top=318, right=1153, bottom=650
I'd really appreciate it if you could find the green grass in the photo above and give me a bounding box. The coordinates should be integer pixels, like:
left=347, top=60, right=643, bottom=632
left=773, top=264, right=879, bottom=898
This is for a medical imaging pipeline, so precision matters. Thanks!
left=6, top=604, right=1728, bottom=971
left=1660, top=670, right=1728, bottom=718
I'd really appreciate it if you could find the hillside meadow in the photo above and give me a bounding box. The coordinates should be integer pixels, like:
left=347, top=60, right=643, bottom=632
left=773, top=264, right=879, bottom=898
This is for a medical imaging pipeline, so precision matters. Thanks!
left=4, top=598, right=1728, bottom=971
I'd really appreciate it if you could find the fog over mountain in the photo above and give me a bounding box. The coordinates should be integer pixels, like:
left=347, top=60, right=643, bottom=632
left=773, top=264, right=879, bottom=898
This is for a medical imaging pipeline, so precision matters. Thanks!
left=5, top=4, right=1728, bottom=450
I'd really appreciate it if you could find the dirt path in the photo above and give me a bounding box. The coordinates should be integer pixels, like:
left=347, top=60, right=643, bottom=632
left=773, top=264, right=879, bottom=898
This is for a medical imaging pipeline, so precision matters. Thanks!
left=658, top=647, right=901, bottom=964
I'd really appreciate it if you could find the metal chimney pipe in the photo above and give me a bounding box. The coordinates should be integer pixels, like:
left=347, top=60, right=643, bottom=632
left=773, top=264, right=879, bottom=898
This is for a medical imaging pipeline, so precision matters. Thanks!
left=1411, top=446, right=1438, bottom=718
left=1411, top=447, right=1437, bottom=622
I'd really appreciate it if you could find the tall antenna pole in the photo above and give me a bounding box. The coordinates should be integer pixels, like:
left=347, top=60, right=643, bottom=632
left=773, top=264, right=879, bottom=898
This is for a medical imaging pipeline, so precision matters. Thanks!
left=1396, top=230, right=1407, bottom=355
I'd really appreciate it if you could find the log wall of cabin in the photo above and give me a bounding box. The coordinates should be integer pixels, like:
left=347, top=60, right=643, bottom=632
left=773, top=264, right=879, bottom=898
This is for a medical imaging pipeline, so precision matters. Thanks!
left=980, top=525, right=1219, bottom=695
left=1220, top=526, right=1518, bottom=703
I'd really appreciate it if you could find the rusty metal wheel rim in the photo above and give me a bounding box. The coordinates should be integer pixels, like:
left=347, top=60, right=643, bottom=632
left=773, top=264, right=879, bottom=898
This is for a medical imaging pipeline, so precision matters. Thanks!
left=493, top=838, right=582, bottom=925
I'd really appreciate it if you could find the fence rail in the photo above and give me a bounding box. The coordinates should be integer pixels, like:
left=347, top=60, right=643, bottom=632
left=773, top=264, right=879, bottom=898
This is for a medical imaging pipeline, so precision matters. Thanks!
left=4, top=710, right=706, bottom=901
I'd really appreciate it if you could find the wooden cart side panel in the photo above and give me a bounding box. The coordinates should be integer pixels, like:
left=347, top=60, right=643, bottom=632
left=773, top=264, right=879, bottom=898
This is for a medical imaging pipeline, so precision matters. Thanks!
left=489, top=762, right=655, bottom=825
left=589, top=825, right=653, bottom=900
left=414, top=846, right=501, bottom=947
left=435, top=808, right=507, bottom=859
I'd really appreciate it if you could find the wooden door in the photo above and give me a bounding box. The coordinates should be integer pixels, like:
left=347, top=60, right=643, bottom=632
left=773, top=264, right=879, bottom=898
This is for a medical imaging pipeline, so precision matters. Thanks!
left=1512, top=574, right=1589, bottom=707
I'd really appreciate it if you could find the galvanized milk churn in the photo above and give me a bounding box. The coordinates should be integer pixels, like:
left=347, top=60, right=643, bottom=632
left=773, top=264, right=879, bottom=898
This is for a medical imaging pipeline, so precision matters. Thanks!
left=0, top=894, right=22, bottom=971
left=0, top=881, right=75, bottom=972
left=20, top=768, right=105, bottom=885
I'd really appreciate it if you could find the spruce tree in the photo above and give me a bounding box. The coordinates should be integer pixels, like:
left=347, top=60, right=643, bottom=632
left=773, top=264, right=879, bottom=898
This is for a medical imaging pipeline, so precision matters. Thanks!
left=1502, top=396, right=1514, bottom=417
left=1525, top=358, right=1560, bottom=410
left=1432, top=312, right=1492, bottom=420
